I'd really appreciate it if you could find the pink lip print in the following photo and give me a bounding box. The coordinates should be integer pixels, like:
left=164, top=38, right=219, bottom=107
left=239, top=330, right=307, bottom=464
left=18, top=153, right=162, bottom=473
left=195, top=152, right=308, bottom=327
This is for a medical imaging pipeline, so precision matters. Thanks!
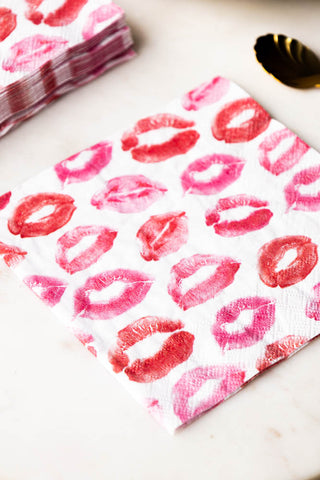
left=24, top=275, right=67, bottom=307
left=0, top=191, right=11, bottom=210
left=259, top=128, right=309, bottom=176
left=205, top=194, right=273, bottom=237
left=212, top=297, right=276, bottom=350
left=56, top=225, right=117, bottom=275
left=8, top=193, right=76, bottom=238
left=181, top=154, right=245, bottom=195
left=137, top=211, right=188, bottom=261
left=2, top=34, right=68, bottom=73
left=306, top=282, right=320, bottom=322
left=258, top=235, right=318, bottom=288
left=212, top=97, right=271, bottom=143
left=54, top=141, right=112, bottom=185
left=91, top=175, right=167, bottom=213
left=0, top=7, right=17, bottom=42
left=121, top=113, right=200, bottom=163
left=73, top=328, right=97, bottom=357
left=74, top=269, right=154, bottom=320
left=284, top=165, right=320, bottom=212
left=168, top=254, right=240, bottom=311
left=172, top=365, right=246, bottom=423
left=108, top=316, right=194, bottom=383
left=82, top=4, right=123, bottom=40
left=0, top=241, right=27, bottom=267
left=182, top=76, right=230, bottom=111
left=256, top=335, right=308, bottom=372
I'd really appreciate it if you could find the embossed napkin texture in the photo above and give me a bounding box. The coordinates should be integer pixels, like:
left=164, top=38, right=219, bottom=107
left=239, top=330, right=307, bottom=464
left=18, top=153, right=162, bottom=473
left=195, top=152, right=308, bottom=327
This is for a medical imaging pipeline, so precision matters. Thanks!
left=1, top=76, right=320, bottom=432
left=0, top=1, right=134, bottom=136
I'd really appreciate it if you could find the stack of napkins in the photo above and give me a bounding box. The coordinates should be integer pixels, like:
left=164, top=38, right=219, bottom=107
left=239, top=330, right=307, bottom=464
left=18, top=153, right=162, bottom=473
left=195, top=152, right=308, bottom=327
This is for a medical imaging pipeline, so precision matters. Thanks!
left=0, top=1, right=134, bottom=137
left=1, top=76, right=320, bottom=433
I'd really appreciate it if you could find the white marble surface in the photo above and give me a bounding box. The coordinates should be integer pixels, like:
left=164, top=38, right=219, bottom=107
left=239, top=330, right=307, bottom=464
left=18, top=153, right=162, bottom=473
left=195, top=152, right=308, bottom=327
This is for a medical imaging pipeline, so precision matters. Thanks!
left=1, top=1, right=320, bottom=479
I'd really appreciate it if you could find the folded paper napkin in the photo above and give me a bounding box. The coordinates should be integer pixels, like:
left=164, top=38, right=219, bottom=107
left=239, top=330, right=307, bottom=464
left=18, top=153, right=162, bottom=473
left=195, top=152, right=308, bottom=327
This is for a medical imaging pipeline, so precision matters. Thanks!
left=0, top=1, right=134, bottom=137
left=1, top=76, right=320, bottom=433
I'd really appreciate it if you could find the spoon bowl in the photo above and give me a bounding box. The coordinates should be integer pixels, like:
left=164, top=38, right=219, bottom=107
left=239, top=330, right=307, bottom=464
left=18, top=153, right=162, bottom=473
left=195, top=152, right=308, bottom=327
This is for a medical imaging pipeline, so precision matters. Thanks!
left=254, top=34, right=320, bottom=88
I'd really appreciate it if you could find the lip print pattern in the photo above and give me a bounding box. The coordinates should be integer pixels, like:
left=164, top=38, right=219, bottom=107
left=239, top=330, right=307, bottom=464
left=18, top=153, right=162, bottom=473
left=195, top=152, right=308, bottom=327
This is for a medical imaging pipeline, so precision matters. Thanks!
left=258, top=235, right=318, bottom=288
left=121, top=113, right=200, bottom=163
left=284, top=165, right=320, bottom=212
left=108, top=316, right=194, bottom=383
left=212, top=98, right=271, bottom=143
left=205, top=194, right=273, bottom=237
left=172, top=365, right=246, bottom=423
left=256, top=335, right=308, bottom=372
left=0, top=241, right=27, bottom=267
left=2, top=34, right=68, bottom=73
left=56, top=225, right=117, bottom=275
left=74, top=269, right=154, bottom=320
left=26, top=0, right=89, bottom=27
left=181, top=154, right=245, bottom=195
left=54, top=141, right=112, bottom=185
left=8, top=193, right=76, bottom=238
left=212, top=297, right=276, bottom=351
left=137, top=211, right=188, bottom=261
left=0, top=192, right=11, bottom=210
left=259, top=128, right=309, bottom=176
left=168, top=254, right=240, bottom=311
left=0, top=8, right=17, bottom=42
left=91, top=175, right=167, bottom=213
left=182, top=76, right=230, bottom=111
left=82, top=4, right=123, bottom=40
left=24, top=275, right=67, bottom=307
left=306, top=282, right=320, bottom=322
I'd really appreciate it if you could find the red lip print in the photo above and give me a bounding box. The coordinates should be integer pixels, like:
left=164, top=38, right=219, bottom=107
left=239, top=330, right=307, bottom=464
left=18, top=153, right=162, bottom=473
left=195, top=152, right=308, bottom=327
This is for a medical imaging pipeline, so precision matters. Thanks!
left=258, top=235, right=318, bottom=288
left=306, top=282, right=320, bottom=322
left=212, top=297, right=276, bottom=351
left=0, top=8, right=17, bottom=42
left=8, top=193, right=76, bottom=238
left=24, top=275, right=67, bottom=307
left=256, top=335, right=308, bottom=372
left=181, top=154, right=245, bottom=195
left=25, top=0, right=44, bottom=24
left=168, top=254, right=240, bottom=311
left=26, top=0, right=88, bottom=27
left=137, top=211, right=188, bottom=261
left=259, top=128, right=309, bottom=176
left=0, top=241, right=27, bottom=267
left=212, top=98, right=271, bottom=143
left=0, top=192, right=11, bottom=210
left=44, top=0, right=88, bottom=27
left=91, top=175, right=167, bottom=213
left=121, top=113, right=199, bottom=163
left=205, top=194, right=273, bottom=237
left=182, top=76, right=230, bottom=111
left=173, top=365, right=246, bottom=423
left=74, top=269, right=153, bottom=320
left=108, top=316, right=194, bottom=383
left=2, top=34, right=68, bottom=73
left=56, top=225, right=117, bottom=275
left=284, top=165, right=320, bottom=212
left=82, top=4, right=123, bottom=40
left=54, top=141, right=112, bottom=185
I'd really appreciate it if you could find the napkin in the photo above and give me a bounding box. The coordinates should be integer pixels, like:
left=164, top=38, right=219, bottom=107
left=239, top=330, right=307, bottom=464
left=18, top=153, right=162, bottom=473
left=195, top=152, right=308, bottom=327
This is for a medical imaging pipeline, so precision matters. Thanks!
left=1, top=76, right=320, bottom=433
left=0, top=1, right=134, bottom=137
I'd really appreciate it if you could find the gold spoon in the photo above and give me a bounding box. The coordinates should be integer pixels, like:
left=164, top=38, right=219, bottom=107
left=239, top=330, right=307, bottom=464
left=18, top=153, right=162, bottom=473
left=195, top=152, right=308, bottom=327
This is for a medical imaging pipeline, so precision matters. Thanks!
left=254, top=33, right=320, bottom=88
